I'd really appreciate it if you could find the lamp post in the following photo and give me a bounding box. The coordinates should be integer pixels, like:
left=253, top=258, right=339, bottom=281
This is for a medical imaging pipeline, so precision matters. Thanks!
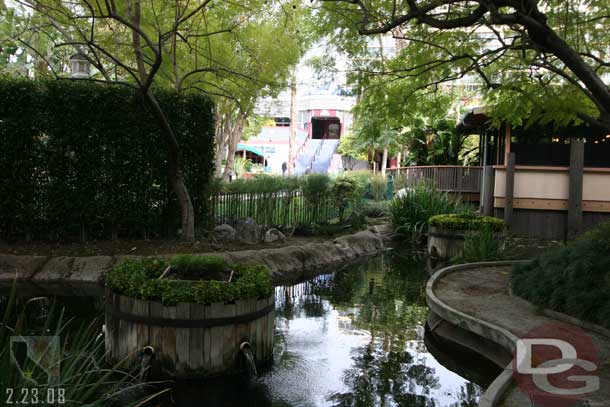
left=69, top=53, right=90, bottom=78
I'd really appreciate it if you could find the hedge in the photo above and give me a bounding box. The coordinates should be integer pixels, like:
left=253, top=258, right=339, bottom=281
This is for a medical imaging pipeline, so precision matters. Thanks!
left=428, top=213, right=505, bottom=232
left=106, top=256, right=273, bottom=305
left=511, top=223, right=610, bottom=329
left=0, top=79, right=215, bottom=241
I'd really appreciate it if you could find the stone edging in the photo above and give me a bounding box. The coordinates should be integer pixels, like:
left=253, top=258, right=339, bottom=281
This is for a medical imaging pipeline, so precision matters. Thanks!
left=0, top=228, right=387, bottom=285
left=425, top=260, right=528, bottom=407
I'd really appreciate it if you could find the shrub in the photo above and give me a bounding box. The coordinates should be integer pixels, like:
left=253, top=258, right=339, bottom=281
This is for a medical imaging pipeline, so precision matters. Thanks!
left=370, top=174, right=388, bottom=201
left=390, top=182, right=471, bottom=241
left=170, top=254, right=228, bottom=280
left=429, top=213, right=505, bottom=232
left=511, top=222, right=610, bottom=329
left=360, top=200, right=390, bottom=218
left=452, top=226, right=502, bottom=263
left=106, top=256, right=272, bottom=305
left=331, top=176, right=364, bottom=222
left=0, top=79, right=215, bottom=241
left=301, top=173, right=331, bottom=201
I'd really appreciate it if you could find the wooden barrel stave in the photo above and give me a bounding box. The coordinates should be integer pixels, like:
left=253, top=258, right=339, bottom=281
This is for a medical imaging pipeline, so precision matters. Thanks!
left=106, top=291, right=274, bottom=379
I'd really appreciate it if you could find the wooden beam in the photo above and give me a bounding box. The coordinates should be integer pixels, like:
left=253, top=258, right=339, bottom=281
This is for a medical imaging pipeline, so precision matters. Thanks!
left=504, top=124, right=511, bottom=165
left=494, top=197, right=610, bottom=213
left=482, top=165, right=495, bottom=216
left=504, top=152, right=516, bottom=230
left=567, top=139, right=585, bottom=239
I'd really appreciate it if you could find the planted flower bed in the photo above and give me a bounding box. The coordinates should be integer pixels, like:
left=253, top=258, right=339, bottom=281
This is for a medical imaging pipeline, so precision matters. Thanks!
left=427, top=213, right=505, bottom=259
left=105, top=255, right=274, bottom=379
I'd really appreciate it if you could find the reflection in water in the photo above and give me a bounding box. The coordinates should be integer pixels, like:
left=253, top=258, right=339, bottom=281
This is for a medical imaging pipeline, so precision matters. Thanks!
left=265, top=254, right=483, bottom=407
left=0, top=254, right=487, bottom=407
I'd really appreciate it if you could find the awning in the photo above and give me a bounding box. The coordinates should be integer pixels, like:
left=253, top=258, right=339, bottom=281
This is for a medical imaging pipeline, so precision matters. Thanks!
left=237, top=143, right=265, bottom=156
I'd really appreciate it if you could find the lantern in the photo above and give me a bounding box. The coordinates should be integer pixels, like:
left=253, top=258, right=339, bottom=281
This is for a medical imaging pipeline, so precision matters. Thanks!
left=69, top=53, right=90, bottom=78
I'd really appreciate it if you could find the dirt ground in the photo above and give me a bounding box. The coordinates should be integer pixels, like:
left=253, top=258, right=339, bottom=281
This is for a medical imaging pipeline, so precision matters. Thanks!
left=0, top=234, right=331, bottom=257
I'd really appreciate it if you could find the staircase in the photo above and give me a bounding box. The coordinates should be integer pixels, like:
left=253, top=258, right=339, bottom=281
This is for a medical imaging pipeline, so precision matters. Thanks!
left=294, top=139, right=341, bottom=175
left=311, top=139, right=340, bottom=174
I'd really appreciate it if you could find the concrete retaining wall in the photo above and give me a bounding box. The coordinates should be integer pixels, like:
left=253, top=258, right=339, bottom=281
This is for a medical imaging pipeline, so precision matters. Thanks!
left=426, top=261, right=528, bottom=407
left=0, top=229, right=387, bottom=285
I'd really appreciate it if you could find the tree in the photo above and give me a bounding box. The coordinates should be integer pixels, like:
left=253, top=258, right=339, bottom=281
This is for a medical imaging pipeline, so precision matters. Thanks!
left=4, top=0, right=308, bottom=239
left=318, top=0, right=610, bottom=132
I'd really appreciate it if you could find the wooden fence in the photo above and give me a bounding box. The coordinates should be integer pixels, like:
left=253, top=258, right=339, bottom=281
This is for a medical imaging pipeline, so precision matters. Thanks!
left=387, top=166, right=482, bottom=194
left=210, top=190, right=339, bottom=228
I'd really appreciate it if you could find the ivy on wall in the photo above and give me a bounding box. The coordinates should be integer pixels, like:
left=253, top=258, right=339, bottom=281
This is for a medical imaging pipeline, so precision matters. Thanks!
left=0, top=79, right=215, bottom=241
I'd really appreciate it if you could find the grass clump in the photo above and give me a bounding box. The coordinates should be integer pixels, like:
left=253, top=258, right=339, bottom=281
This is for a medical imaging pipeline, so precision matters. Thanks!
left=452, top=226, right=503, bottom=263
left=390, top=182, right=471, bottom=241
left=369, top=174, right=388, bottom=201
left=511, top=222, right=610, bottom=329
left=0, top=287, right=166, bottom=405
left=429, top=213, right=505, bottom=232
left=107, top=256, right=272, bottom=305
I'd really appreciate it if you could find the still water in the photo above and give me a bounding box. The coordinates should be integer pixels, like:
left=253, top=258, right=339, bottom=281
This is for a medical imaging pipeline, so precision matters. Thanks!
left=0, top=253, right=494, bottom=406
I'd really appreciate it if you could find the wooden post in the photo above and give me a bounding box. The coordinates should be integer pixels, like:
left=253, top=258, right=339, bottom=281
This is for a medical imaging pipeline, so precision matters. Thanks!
left=504, top=153, right=515, bottom=230
left=481, top=165, right=495, bottom=216
left=567, top=138, right=584, bottom=239
left=504, top=124, right=511, bottom=165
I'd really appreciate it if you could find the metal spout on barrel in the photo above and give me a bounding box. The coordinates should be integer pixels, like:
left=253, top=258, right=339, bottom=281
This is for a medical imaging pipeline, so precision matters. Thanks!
left=239, top=341, right=258, bottom=380
left=138, top=346, right=155, bottom=382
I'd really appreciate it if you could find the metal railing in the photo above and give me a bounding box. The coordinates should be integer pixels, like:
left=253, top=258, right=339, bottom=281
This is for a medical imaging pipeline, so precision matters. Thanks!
left=386, top=165, right=482, bottom=193
left=210, top=190, right=340, bottom=228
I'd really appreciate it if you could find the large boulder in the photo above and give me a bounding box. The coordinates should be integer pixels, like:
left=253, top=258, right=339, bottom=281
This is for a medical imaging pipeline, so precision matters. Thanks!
left=234, top=218, right=261, bottom=244
left=214, top=224, right=237, bottom=242
left=264, top=228, right=286, bottom=244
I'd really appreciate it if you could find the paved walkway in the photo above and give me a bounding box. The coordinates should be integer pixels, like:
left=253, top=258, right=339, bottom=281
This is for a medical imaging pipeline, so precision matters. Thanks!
left=432, top=265, right=610, bottom=407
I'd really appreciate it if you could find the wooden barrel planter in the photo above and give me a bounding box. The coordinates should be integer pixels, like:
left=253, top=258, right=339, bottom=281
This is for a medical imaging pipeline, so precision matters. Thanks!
left=104, top=255, right=275, bottom=379
left=427, top=214, right=506, bottom=259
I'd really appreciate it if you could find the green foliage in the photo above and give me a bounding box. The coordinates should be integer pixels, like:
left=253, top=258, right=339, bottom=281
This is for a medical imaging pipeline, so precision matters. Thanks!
left=331, top=176, right=364, bottom=222
left=0, top=287, right=167, bottom=405
left=170, top=255, right=228, bottom=280
left=220, top=175, right=300, bottom=194
left=429, top=213, right=505, bottom=232
left=107, top=256, right=272, bottom=305
left=390, top=182, right=470, bottom=241
left=452, top=227, right=503, bottom=264
left=232, top=157, right=252, bottom=178
left=360, top=200, right=390, bottom=218
left=301, top=174, right=331, bottom=201
left=511, top=222, right=610, bottom=329
left=370, top=174, right=388, bottom=201
left=0, top=79, right=215, bottom=241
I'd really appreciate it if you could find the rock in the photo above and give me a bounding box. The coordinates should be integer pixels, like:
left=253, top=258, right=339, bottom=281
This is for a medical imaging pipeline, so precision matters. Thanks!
left=234, top=218, right=261, bottom=244
left=214, top=224, right=237, bottom=242
left=0, top=255, right=49, bottom=281
left=264, top=228, right=286, bottom=243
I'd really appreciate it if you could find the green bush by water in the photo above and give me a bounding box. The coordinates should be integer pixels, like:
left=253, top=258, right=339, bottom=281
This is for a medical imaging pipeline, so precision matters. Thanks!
left=107, top=256, right=272, bottom=305
left=331, top=176, right=363, bottom=222
left=369, top=174, right=388, bottom=201
left=429, top=213, right=505, bottom=232
left=390, top=182, right=471, bottom=241
left=360, top=200, right=390, bottom=218
left=452, top=226, right=503, bottom=263
left=511, top=222, right=610, bottom=329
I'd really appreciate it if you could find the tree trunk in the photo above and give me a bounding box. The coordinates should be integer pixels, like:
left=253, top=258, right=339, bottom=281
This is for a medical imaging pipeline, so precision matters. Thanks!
left=128, top=0, right=195, bottom=240
left=381, top=148, right=388, bottom=175
left=142, top=89, right=195, bottom=240
left=288, top=74, right=297, bottom=176
left=223, top=113, right=246, bottom=181
left=214, top=109, right=227, bottom=177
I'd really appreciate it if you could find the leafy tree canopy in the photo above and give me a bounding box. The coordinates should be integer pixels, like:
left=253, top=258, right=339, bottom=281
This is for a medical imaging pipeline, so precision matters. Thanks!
left=315, top=0, right=610, bottom=131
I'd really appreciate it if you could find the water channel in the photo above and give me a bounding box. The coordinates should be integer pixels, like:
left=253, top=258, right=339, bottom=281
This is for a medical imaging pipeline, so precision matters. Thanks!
left=0, top=252, right=500, bottom=406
